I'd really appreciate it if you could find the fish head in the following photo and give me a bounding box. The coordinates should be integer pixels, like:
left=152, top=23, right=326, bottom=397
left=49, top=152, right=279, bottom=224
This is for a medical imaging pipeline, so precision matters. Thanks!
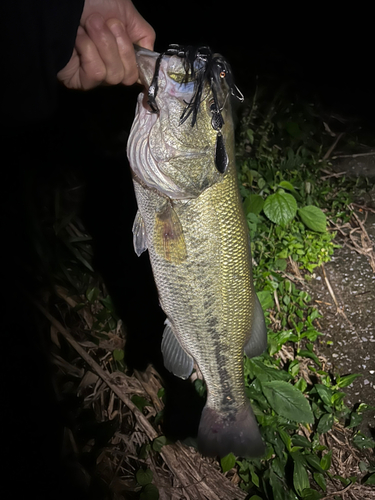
left=128, top=46, right=241, bottom=199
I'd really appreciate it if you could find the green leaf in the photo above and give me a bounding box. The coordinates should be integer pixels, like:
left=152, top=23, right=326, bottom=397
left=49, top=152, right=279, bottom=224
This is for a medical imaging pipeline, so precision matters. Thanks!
left=347, top=410, right=363, bottom=428
left=194, top=378, right=207, bottom=397
left=288, top=360, right=300, bottom=377
left=113, top=349, right=124, bottom=361
left=298, top=349, right=321, bottom=366
left=279, top=181, right=301, bottom=200
left=271, top=458, right=287, bottom=480
left=247, top=129, right=255, bottom=144
left=364, top=473, right=375, bottom=485
left=250, top=468, right=260, bottom=487
left=154, top=410, right=164, bottom=426
left=286, top=121, right=301, bottom=139
left=359, top=461, right=369, bottom=473
left=332, top=475, right=352, bottom=486
left=320, top=451, right=332, bottom=471
left=316, top=413, right=334, bottom=434
left=263, top=191, right=297, bottom=225
left=247, top=359, right=291, bottom=382
left=258, top=177, right=267, bottom=190
left=301, top=488, right=324, bottom=500
left=249, top=496, right=263, bottom=500
left=136, top=468, right=153, bottom=486
left=220, top=453, right=236, bottom=473
left=315, top=384, right=333, bottom=406
left=313, top=472, right=326, bottom=492
left=152, top=435, right=169, bottom=452
left=331, top=391, right=345, bottom=408
left=269, top=470, right=288, bottom=500
left=275, top=258, right=287, bottom=271
left=297, top=206, right=327, bottom=233
left=272, top=330, right=295, bottom=347
left=293, top=456, right=310, bottom=496
left=336, top=373, right=362, bottom=388
left=294, top=377, right=307, bottom=393
left=305, top=454, right=325, bottom=473
left=292, top=435, right=312, bottom=448
left=279, top=429, right=292, bottom=451
left=357, top=403, right=372, bottom=413
left=138, top=443, right=151, bottom=459
left=278, top=180, right=296, bottom=192
left=131, top=395, right=150, bottom=412
left=100, top=295, right=115, bottom=313
left=140, top=483, right=159, bottom=500
left=257, top=290, right=274, bottom=310
left=244, top=194, right=265, bottom=215
left=86, top=286, right=100, bottom=303
left=261, top=380, right=314, bottom=423
left=352, top=432, right=375, bottom=450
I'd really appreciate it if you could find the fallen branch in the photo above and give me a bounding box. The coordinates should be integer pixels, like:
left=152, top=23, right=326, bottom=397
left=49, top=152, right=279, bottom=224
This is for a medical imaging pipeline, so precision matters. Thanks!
left=321, top=481, right=354, bottom=499
left=323, top=132, right=345, bottom=161
left=320, top=264, right=354, bottom=328
left=331, top=151, right=375, bottom=160
left=351, top=203, right=375, bottom=214
left=32, top=297, right=158, bottom=440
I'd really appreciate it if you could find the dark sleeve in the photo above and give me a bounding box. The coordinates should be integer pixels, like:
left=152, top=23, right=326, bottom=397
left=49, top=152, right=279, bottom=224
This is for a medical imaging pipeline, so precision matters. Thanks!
left=2, top=0, right=85, bottom=125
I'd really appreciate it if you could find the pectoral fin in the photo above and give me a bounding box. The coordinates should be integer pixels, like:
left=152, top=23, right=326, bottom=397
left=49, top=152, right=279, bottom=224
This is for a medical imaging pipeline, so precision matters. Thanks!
left=132, top=210, right=148, bottom=256
left=154, top=204, right=187, bottom=264
left=161, top=319, right=194, bottom=379
left=244, top=294, right=267, bottom=358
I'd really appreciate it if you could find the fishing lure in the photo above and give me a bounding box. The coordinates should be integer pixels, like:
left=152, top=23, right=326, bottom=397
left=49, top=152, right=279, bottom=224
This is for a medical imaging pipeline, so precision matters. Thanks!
left=146, top=44, right=244, bottom=174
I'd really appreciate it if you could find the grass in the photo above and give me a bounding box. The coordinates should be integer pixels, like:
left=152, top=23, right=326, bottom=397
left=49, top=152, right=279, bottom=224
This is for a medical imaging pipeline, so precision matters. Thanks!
left=232, top=89, right=375, bottom=499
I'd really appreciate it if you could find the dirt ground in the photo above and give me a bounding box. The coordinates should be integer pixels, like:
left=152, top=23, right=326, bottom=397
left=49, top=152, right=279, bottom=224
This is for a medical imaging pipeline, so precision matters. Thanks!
left=307, top=149, right=375, bottom=438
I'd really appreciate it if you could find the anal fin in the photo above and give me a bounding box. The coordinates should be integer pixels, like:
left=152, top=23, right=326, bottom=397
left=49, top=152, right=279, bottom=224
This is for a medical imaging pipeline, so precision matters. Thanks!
left=244, top=294, right=267, bottom=358
left=132, top=210, right=148, bottom=256
left=161, top=319, right=194, bottom=380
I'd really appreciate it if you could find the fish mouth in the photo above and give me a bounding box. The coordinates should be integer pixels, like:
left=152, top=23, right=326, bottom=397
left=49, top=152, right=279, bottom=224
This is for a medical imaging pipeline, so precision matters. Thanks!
left=134, top=45, right=160, bottom=89
left=134, top=45, right=199, bottom=117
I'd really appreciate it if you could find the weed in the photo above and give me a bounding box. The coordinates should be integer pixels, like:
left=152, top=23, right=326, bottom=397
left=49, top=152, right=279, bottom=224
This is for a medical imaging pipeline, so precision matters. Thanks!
left=220, top=89, right=375, bottom=499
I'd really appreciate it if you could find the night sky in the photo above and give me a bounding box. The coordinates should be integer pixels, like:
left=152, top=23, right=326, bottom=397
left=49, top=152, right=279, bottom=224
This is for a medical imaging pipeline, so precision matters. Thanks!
left=142, top=2, right=374, bottom=123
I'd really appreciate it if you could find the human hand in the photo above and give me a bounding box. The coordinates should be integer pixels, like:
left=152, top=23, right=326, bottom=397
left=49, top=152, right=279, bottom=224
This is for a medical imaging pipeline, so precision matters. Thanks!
left=57, top=0, right=155, bottom=89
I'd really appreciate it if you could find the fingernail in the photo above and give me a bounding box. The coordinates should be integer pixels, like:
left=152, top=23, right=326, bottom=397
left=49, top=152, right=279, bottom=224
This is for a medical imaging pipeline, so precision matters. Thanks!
left=108, top=21, right=125, bottom=38
left=87, top=13, right=105, bottom=30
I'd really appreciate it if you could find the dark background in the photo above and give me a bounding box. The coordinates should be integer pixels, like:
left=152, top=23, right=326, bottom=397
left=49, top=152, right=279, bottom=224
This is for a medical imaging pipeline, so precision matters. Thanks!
left=2, top=3, right=373, bottom=499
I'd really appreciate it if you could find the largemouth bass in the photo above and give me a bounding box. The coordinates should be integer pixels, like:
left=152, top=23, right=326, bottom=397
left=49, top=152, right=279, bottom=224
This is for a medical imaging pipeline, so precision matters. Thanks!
left=127, top=45, right=267, bottom=458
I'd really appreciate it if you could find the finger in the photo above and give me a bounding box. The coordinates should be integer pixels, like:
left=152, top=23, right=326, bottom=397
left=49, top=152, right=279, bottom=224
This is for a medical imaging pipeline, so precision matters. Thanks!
left=57, top=46, right=80, bottom=88
left=106, top=18, right=139, bottom=86
left=58, top=27, right=106, bottom=89
left=85, top=12, right=126, bottom=85
left=123, top=3, right=155, bottom=51
left=74, top=26, right=108, bottom=88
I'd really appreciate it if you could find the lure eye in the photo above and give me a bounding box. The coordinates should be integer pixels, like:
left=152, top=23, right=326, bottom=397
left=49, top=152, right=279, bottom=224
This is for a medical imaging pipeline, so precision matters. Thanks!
left=220, top=70, right=226, bottom=79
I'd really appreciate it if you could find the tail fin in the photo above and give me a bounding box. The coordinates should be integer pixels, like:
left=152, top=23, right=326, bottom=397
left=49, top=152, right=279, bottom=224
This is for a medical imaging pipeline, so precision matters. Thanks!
left=197, top=404, right=265, bottom=458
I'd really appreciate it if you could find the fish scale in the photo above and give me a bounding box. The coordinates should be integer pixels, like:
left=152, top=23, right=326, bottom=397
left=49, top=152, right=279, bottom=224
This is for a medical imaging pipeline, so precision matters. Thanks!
left=128, top=45, right=267, bottom=458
